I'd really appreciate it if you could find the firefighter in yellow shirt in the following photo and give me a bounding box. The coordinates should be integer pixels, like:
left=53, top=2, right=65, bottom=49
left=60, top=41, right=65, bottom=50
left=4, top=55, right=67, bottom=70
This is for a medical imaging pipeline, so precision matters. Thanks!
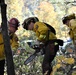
left=62, top=13, right=76, bottom=57
left=22, top=17, right=63, bottom=75
left=0, top=18, right=19, bottom=75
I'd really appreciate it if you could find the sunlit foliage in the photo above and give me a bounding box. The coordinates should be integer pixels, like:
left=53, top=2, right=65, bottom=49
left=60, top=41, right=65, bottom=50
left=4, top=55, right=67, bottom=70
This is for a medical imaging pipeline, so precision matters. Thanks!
left=0, top=0, right=76, bottom=74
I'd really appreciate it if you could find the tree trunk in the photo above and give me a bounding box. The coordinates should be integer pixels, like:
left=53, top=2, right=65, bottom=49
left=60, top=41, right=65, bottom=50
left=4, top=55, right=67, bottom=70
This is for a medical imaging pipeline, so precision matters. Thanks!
left=0, top=0, right=15, bottom=75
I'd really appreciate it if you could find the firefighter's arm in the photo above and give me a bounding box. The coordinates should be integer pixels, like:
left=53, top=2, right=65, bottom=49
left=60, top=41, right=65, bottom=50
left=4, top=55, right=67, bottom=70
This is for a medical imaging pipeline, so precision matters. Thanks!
left=38, top=31, right=48, bottom=41
left=34, top=22, right=48, bottom=42
left=68, top=30, right=74, bottom=40
left=11, top=34, right=19, bottom=52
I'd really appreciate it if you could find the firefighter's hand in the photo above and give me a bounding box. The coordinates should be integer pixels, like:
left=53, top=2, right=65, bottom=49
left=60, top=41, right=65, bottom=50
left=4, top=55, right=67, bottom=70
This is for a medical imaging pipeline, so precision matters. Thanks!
left=35, top=40, right=44, bottom=45
left=35, top=40, right=40, bottom=45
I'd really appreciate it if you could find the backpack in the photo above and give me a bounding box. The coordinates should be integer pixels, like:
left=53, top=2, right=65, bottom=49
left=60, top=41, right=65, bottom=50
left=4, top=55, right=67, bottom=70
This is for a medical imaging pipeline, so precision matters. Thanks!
left=44, top=22, right=56, bottom=35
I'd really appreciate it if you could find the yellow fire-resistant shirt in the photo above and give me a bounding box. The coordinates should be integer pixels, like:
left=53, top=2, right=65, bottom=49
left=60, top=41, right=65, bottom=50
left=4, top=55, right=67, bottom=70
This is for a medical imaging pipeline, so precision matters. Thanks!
left=33, top=22, right=57, bottom=42
left=0, top=32, right=19, bottom=61
left=68, top=19, right=76, bottom=43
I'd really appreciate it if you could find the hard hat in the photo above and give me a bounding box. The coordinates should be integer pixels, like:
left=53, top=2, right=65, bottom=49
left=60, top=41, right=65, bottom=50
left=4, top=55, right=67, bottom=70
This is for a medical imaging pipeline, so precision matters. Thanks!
left=8, top=18, right=20, bottom=29
left=22, top=17, right=39, bottom=30
left=62, top=13, right=75, bottom=24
